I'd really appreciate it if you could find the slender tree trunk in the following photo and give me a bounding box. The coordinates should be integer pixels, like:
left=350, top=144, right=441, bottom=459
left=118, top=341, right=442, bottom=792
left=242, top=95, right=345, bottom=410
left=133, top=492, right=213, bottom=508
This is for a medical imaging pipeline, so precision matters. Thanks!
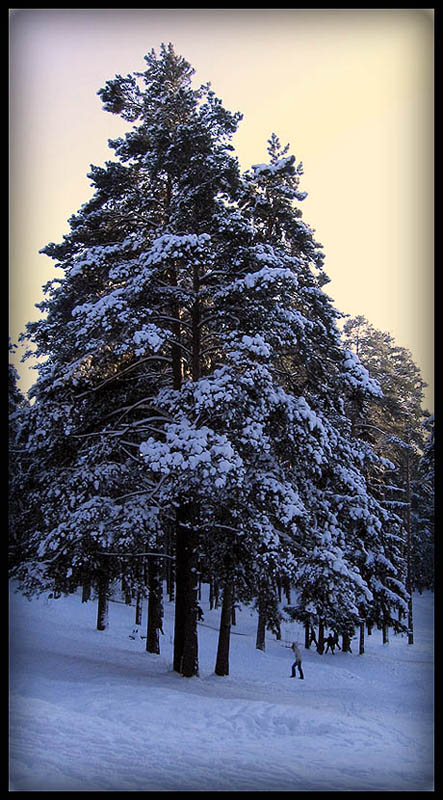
left=96, top=565, right=109, bottom=631
left=166, top=527, right=175, bottom=602
left=304, top=621, right=310, bottom=649
left=209, top=576, right=215, bottom=610
left=316, top=620, right=325, bottom=654
left=134, top=558, right=145, bottom=626
left=231, top=588, right=237, bottom=626
left=121, top=573, right=132, bottom=605
left=215, top=579, right=234, bottom=676
left=210, top=578, right=220, bottom=609
left=359, top=621, right=365, bottom=655
left=284, top=578, right=291, bottom=605
left=82, top=579, right=91, bottom=604
left=135, top=589, right=143, bottom=627
left=169, top=262, right=183, bottom=393
left=256, top=593, right=266, bottom=651
left=405, top=454, right=414, bottom=645
left=173, top=503, right=199, bottom=676
left=146, top=557, right=163, bottom=654
left=407, top=596, right=414, bottom=646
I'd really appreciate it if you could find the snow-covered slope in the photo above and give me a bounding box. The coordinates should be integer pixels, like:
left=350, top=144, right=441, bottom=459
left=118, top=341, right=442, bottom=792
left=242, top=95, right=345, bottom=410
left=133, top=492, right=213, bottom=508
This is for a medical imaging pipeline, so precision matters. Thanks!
left=9, top=583, right=434, bottom=791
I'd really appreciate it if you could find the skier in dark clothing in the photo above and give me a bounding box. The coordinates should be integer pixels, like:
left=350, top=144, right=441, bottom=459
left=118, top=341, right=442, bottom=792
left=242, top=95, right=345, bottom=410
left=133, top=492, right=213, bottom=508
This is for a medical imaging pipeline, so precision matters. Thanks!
left=308, top=626, right=317, bottom=648
left=325, top=633, right=341, bottom=654
left=290, top=642, right=304, bottom=679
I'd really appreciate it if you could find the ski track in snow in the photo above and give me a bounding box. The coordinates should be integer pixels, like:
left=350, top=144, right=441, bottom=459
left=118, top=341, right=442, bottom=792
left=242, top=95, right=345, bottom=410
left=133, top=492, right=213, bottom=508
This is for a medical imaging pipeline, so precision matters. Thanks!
left=9, top=585, right=434, bottom=791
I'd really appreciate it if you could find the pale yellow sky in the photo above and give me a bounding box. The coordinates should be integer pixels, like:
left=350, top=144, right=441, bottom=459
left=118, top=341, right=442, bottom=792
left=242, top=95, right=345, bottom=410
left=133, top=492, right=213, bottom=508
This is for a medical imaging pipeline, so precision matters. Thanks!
left=9, top=9, right=434, bottom=410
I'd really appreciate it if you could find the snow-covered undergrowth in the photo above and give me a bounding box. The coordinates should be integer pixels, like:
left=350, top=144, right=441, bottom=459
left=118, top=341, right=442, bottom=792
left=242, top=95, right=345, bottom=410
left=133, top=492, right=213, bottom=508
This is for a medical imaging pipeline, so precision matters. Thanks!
left=9, top=583, right=434, bottom=791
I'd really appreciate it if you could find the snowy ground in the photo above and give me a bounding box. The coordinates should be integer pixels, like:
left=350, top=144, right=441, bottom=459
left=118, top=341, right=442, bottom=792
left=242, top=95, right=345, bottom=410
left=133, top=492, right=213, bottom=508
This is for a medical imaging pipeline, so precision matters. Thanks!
left=9, top=582, right=434, bottom=792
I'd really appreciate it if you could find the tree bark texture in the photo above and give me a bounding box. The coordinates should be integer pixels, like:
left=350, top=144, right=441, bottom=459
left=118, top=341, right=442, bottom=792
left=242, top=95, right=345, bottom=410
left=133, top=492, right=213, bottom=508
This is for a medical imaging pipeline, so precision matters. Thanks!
left=146, top=557, right=163, bottom=654
left=96, top=565, right=109, bottom=631
left=359, top=621, right=365, bottom=655
left=256, top=594, right=266, bottom=651
left=173, top=503, right=199, bottom=676
left=135, top=589, right=143, bottom=627
left=215, top=579, right=234, bottom=676
left=82, top=580, right=91, bottom=604
left=316, top=620, right=325, bottom=654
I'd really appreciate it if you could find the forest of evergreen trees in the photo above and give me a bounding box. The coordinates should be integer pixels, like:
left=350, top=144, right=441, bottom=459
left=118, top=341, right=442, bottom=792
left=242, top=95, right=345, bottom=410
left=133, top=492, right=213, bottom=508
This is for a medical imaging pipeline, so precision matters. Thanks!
left=9, top=44, right=434, bottom=677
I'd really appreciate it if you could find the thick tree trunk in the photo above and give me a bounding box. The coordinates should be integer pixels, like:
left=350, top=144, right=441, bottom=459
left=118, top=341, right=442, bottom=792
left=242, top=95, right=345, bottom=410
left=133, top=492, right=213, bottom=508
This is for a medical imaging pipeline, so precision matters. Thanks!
left=173, top=503, right=199, bottom=677
left=215, top=579, right=234, bottom=676
left=171, top=254, right=202, bottom=677
left=146, top=557, right=163, bottom=654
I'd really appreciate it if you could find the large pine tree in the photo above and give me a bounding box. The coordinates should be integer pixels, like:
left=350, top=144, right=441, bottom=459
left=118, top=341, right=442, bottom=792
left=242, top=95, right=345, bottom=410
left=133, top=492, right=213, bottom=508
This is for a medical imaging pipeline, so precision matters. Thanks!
left=11, top=45, right=413, bottom=676
left=15, top=44, right=244, bottom=674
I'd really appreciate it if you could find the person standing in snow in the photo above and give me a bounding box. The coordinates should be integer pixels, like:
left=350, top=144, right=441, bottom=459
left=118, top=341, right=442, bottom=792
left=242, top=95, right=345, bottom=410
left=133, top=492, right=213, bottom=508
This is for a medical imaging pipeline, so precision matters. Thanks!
left=291, top=641, right=304, bottom=679
left=325, top=633, right=341, bottom=654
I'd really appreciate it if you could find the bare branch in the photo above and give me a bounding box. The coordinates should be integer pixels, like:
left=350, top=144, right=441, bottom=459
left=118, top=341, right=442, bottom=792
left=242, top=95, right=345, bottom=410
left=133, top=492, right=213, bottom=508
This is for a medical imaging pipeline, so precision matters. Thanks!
left=151, top=314, right=192, bottom=330
left=97, top=551, right=175, bottom=560
left=76, top=355, right=172, bottom=398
